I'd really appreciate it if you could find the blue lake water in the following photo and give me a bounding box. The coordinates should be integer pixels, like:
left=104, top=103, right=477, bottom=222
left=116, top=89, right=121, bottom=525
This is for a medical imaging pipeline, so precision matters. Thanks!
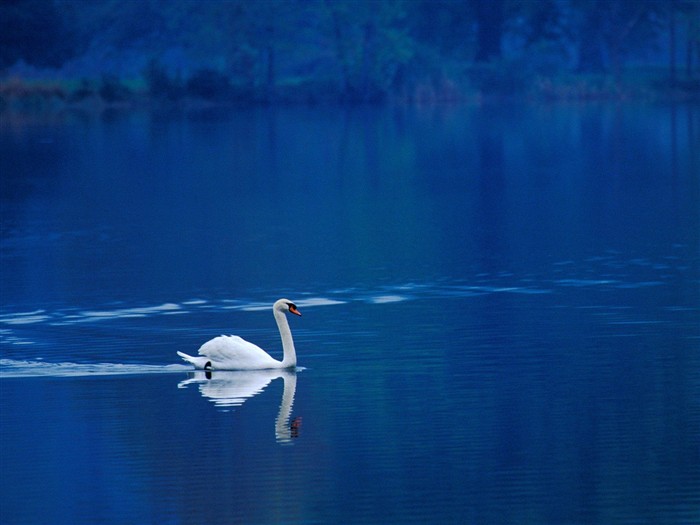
left=1, top=103, right=699, bottom=524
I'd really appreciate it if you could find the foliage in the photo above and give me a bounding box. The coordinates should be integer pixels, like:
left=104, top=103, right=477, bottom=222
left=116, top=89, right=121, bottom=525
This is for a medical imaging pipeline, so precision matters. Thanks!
left=67, top=79, right=96, bottom=103
left=0, top=0, right=86, bottom=68
left=99, top=75, right=132, bottom=103
left=322, top=0, right=415, bottom=101
left=1, top=0, right=698, bottom=104
left=0, top=76, right=67, bottom=111
left=144, top=60, right=183, bottom=100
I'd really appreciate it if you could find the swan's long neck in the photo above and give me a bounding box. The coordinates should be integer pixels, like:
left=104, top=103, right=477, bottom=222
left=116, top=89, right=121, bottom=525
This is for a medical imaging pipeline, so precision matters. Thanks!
left=274, top=309, right=296, bottom=368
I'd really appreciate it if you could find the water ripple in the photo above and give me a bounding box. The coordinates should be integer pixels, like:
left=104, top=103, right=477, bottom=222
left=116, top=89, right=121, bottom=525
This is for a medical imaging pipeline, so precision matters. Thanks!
left=0, top=252, right=694, bottom=343
left=0, top=358, right=189, bottom=378
left=0, top=310, right=51, bottom=325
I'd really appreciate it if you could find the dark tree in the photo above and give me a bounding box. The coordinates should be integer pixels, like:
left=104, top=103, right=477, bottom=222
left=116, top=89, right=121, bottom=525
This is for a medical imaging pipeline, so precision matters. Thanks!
left=575, top=0, right=606, bottom=72
left=324, top=0, right=412, bottom=101
left=574, top=0, right=668, bottom=75
left=671, top=0, right=700, bottom=78
left=688, top=3, right=700, bottom=77
left=522, top=0, right=562, bottom=46
left=410, top=0, right=472, bottom=59
left=474, top=0, right=505, bottom=62
left=0, top=0, right=81, bottom=69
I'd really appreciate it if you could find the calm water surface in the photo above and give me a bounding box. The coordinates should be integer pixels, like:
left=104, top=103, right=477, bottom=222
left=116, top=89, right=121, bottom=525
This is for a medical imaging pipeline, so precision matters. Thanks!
left=1, top=104, right=699, bottom=524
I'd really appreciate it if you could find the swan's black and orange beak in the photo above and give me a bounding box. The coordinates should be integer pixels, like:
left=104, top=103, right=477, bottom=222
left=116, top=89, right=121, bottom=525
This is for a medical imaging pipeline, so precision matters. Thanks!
left=288, top=304, right=302, bottom=316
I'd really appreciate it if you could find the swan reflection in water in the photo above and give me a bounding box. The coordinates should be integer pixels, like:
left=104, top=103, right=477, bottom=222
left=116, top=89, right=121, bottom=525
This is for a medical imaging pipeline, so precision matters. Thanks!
left=178, top=369, right=301, bottom=443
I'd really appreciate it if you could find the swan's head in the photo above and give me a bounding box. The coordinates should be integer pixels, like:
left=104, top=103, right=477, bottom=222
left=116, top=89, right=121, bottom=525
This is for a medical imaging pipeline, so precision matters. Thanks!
left=274, top=298, right=302, bottom=317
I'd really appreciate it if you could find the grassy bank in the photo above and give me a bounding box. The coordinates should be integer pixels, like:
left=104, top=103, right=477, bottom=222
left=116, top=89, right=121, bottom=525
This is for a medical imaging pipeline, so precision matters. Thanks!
left=1, top=67, right=698, bottom=112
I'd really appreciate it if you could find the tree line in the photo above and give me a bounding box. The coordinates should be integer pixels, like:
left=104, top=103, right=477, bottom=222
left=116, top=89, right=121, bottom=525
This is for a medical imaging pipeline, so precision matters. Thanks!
left=1, top=0, right=699, bottom=104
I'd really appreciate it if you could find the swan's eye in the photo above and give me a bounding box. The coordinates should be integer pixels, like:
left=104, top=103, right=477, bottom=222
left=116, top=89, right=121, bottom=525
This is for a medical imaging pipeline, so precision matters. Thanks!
left=286, top=302, right=301, bottom=316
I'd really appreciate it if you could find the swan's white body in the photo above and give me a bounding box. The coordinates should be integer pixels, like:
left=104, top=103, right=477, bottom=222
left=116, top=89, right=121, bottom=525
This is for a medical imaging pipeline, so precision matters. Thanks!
left=177, top=298, right=301, bottom=370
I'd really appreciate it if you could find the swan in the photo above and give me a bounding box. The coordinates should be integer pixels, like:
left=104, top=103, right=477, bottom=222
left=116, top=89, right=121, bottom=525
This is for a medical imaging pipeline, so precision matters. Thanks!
left=177, top=298, right=301, bottom=370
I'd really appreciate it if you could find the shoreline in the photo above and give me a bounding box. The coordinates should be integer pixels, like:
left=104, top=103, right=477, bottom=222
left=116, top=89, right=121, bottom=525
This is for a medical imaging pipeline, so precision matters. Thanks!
left=2, top=70, right=699, bottom=114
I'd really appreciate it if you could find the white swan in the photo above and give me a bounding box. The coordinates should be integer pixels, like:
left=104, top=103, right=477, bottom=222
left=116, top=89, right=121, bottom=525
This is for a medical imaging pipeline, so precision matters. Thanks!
left=177, top=298, right=301, bottom=370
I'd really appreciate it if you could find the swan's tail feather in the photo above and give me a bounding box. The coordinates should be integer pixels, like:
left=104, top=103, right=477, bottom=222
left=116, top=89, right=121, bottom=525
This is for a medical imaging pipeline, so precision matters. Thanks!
left=176, top=350, right=192, bottom=362
left=177, top=351, right=210, bottom=369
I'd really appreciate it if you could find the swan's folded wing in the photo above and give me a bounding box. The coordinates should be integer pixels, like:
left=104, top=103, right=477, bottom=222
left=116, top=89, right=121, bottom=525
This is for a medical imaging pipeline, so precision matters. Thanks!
left=197, top=335, right=279, bottom=369
left=198, top=335, right=264, bottom=358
